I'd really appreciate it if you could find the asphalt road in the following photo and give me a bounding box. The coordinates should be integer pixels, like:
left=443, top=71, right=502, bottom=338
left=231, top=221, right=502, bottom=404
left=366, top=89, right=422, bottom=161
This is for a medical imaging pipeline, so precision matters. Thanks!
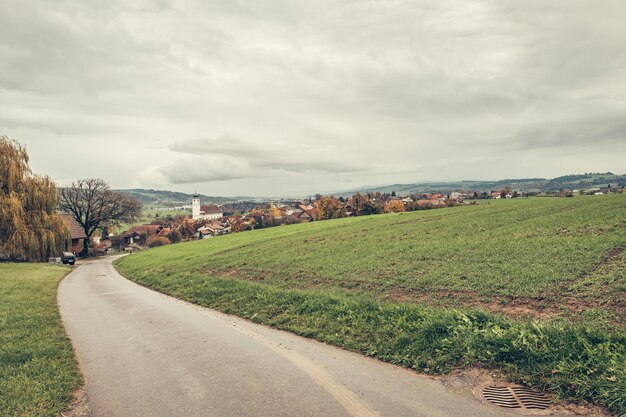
left=58, top=257, right=568, bottom=417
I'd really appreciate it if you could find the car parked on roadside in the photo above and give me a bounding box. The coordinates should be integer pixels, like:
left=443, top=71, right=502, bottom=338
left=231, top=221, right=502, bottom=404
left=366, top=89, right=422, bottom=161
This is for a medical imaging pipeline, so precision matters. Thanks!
left=61, top=252, right=76, bottom=265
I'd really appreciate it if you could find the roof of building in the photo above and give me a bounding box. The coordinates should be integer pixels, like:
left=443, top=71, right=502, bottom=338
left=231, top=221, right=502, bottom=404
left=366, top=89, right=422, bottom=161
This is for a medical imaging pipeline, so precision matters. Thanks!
left=128, top=224, right=162, bottom=235
left=110, top=231, right=141, bottom=241
left=200, top=204, right=222, bottom=215
left=61, top=214, right=88, bottom=239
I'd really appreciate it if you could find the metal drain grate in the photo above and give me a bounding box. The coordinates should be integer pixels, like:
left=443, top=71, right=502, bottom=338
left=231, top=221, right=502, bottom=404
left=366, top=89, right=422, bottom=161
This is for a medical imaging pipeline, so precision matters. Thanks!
left=480, top=385, right=550, bottom=411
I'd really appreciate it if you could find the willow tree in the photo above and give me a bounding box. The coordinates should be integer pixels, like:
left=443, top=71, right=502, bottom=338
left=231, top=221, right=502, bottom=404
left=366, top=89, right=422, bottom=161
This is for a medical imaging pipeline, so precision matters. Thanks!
left=0, top=136, right=69, bottom=261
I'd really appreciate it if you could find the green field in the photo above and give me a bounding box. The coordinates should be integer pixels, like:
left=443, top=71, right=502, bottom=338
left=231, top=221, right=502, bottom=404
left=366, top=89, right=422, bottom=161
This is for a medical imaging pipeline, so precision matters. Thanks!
left=113, top=206, right=191, bottom=233
left=116, top=196, right=626, bottom=414
left=0, top=263, right=81, bottom=417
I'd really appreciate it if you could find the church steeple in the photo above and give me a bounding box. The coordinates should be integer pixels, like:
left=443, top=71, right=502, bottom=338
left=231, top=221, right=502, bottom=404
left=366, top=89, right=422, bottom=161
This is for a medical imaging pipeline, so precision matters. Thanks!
left=192, top=193, right=200, bottom=220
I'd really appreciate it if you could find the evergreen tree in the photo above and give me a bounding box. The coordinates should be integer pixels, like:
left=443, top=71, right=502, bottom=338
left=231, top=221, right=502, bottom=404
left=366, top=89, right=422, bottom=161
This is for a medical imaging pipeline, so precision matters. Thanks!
left=0, top=136, right=69, bottom=261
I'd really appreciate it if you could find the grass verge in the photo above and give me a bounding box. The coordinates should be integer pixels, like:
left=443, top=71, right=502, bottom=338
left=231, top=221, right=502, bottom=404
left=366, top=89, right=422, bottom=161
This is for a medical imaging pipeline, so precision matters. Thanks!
left=0, top=263, right=82, bottom=417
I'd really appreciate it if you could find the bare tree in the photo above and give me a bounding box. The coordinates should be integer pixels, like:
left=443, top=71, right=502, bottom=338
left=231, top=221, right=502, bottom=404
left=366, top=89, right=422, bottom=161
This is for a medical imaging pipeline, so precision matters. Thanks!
left=60, top=179, right=142, bottom=256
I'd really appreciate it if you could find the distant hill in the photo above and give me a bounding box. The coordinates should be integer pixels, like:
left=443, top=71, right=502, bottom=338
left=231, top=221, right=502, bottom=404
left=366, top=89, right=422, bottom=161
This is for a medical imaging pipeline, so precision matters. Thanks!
left=337, top=172, right=626, bottom=196
left=119, top=173, right=625, bottom=203
left=115, top=189, right=253, bottom=204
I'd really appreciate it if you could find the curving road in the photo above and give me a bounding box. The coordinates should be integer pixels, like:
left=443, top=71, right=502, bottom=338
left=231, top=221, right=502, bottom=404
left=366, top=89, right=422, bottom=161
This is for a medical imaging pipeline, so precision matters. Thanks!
left=58, top=257, right=566, bottom=417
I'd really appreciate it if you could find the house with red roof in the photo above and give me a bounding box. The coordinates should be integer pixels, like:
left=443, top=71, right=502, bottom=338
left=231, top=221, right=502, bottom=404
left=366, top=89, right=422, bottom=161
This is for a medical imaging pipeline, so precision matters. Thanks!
left=61, top=214, right=88, bottom=255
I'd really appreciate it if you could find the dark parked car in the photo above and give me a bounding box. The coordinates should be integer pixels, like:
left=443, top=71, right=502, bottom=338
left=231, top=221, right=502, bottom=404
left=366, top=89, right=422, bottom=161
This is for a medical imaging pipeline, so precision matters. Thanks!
left=61, top=252, right=76, bottom=265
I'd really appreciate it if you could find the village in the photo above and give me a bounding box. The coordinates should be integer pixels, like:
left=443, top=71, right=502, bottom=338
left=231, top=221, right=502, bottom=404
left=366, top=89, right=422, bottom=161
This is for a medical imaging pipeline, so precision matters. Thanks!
left=65, top=184, right=621, bottom=255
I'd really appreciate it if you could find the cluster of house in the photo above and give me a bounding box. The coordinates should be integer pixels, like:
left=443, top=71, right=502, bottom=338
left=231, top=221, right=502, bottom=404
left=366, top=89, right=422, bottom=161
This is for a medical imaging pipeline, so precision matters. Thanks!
left=79, top=185, right=621, bottom=255
left=87, top=197, right=229, bottom=253
left=86, top=192, right=479, bottom=253
left=60, top=184, right=622, bottom=255
left=62, top=189, right=544, bottom=255
left=582, top=187, right=616, bottom=195
left=188, top=195, right=230, bottom=238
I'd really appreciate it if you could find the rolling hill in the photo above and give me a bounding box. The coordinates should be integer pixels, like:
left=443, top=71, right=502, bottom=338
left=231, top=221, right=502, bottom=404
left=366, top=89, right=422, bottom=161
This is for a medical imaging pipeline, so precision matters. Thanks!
left=337, top=172, right=626, bottom=196
left=115, top=189, right=254, bottom=204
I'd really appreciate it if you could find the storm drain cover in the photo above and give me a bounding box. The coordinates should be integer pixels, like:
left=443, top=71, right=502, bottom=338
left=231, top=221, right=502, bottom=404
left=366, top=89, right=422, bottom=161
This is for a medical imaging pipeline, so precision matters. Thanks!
left=479, top=385, right=551, bottom=411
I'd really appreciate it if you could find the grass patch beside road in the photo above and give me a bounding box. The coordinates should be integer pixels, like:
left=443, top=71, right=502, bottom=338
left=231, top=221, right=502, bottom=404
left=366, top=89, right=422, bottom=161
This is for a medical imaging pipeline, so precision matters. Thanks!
left=116, top=195, right=626, bottom=415
left=0, top=263, right=81, bottom=417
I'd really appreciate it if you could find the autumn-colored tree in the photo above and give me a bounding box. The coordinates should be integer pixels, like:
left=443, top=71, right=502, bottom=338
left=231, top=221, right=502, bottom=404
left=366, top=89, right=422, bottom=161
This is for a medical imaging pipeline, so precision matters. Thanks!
left=148, top=236, right=170, bottom=247
left=264, top=216, right=281, bottom=228
left=180, top=219, right=196, bottom=239
left=361, top=200, right=383, bottom=215
left=285, top=216, right=301, bottom=225
left=268, top=205, right=281, bottom=218
left=0, top=136, right=69, bottom=261
left=60, top=179, right=142, bottom=256
left=348, top=192, right=367, bottom=216
left=316, top=196, right=346, bottom=220
left=167, top=229, right=182, bottom=243
left=228, top=215, right=244, bottom=233
left=384, top=200, right=405, bottom=213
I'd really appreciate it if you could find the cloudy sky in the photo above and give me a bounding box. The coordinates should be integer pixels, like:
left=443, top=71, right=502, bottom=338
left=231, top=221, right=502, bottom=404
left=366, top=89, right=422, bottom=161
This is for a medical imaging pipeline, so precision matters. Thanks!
left=1, top=1, right=625, bottom=197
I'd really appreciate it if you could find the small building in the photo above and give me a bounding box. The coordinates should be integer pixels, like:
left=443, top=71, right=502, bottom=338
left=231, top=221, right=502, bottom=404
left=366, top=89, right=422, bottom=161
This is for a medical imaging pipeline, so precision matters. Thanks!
left=110, top=231, right=143, bottom=248
left=61, top=214, right=87, bottom=255
left=191, top=194, right=224, bottom=221
left=128, top=224, right=163, bottom=236
left=200, top=204, right=223, bottom=220
left=197, top=220, right=230, bottom=238
left=296, top=209, right=315, bottom=222
left=298, top=204, right=318, bottom=220
left=243, top=212, right=266, bottom=227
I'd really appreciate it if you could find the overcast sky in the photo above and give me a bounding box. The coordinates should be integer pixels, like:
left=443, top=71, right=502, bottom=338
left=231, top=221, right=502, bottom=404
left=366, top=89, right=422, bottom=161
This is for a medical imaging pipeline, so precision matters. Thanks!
left=1, top=1, right=625, bottom=197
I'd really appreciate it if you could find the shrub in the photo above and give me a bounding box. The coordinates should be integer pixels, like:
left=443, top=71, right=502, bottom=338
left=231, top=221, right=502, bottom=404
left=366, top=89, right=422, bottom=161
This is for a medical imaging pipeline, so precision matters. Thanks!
left=148, top=237, right=170, bottom=247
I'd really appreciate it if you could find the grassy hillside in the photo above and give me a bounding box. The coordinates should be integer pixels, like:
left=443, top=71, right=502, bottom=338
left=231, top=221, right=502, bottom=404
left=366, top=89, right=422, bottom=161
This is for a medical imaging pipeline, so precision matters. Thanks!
left=116, top=195, right=626, bottom=414
left=0, top=264, right=81, bottom=417
left=112, top=206, right=191, bottom=234
left=119, top=196, right=625, bottom=325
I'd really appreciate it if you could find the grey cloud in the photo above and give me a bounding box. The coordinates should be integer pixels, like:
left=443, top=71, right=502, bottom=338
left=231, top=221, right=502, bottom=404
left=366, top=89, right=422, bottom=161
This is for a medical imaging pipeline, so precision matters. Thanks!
left=169, top=137, right=275, bottom=159
left=506, top=115, right=626, bottom=152
left=1, top=0, right=625, bottom=196
left=138, top=155, right=254, bottom=185
left=158, top=137, right=365, bottom=183
left=164, top=167, right=251, bottom=185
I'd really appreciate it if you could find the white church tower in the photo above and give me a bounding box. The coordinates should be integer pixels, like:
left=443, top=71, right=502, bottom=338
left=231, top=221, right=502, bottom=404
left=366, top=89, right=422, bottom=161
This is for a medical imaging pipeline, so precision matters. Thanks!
left=191, top=194, right=200, bottom=220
